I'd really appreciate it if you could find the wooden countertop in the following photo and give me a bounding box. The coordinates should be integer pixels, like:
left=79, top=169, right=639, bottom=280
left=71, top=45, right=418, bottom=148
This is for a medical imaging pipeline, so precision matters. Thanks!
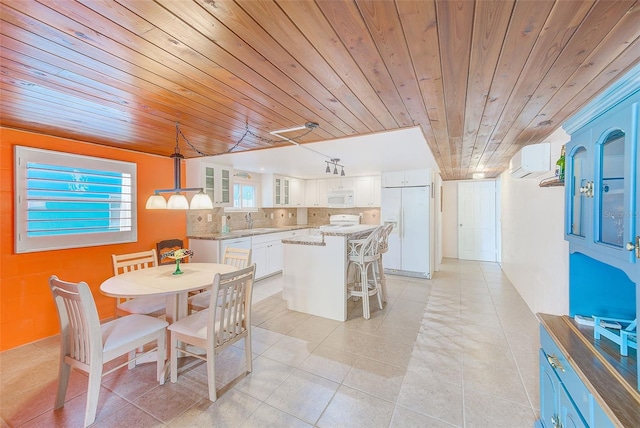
left=538, top=313, right=639, bottom=427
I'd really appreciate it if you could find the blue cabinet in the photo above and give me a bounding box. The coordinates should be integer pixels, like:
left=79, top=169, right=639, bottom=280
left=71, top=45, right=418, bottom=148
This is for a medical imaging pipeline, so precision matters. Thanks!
left=539, top=348, right=588, bottom=428
left=539, top=64, right=640, bottom=428
left=564, top=95, right=639, bottom=267
left=562, top=63, right=639, bottom=374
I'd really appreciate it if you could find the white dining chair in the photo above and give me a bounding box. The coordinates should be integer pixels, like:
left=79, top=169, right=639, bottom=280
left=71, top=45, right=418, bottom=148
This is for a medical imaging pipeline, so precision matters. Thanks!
left=49, top=275, right=168, bottom=427
left=347, top=226, right=384, bottom=319
left=112, top=249, right=166, bottom=318
left=169, top=264, right=255, bottom=402
left=188, top=247, right=252, bottom=312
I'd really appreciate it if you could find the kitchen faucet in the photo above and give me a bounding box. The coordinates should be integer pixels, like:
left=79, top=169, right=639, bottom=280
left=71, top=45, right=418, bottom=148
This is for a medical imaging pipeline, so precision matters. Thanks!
left=245, top=212, right=253, bottom=229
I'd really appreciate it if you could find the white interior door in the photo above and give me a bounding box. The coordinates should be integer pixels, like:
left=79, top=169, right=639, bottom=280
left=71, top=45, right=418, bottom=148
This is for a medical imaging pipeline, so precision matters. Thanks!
left=458, top=181, right=497, bottom=261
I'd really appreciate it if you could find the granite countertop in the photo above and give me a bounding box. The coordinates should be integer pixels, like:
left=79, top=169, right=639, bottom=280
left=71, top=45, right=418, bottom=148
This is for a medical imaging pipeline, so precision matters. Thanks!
left=320, top=224, right=378, bottom=237
left=189, top=224, right=379, bottom=242
left=188, top=225, right=311, bottom=240
left=282, top=224, right=379, bottom=245
left=281, top=235, right=326, bottom=246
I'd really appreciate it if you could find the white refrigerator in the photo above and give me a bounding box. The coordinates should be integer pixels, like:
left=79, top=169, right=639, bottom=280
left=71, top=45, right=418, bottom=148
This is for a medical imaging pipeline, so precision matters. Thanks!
left=381, top=186, right=432, bottom=278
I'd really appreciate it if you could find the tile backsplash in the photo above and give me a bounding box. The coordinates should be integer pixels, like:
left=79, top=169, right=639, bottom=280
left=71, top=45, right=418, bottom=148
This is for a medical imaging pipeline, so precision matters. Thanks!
left=187, top=207, right=380, bottom=235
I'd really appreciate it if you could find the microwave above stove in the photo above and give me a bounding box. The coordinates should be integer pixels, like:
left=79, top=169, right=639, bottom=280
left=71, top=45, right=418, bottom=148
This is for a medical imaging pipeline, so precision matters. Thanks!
left=327, top=189, right=355, bottom=208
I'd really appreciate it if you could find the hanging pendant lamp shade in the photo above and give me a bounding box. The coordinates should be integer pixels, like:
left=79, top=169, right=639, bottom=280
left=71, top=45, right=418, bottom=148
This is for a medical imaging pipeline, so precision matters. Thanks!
left=190, top=190, right=214, bottom=209
left=146, top=193, right=167, bottom=209
left=167, top=193, right=189, bottom=210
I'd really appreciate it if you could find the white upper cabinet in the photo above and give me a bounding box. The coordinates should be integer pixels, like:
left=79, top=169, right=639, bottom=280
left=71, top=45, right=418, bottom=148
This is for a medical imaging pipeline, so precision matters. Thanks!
left=261, top=173, right=306, bottom=207
left=289, top=178, right=305, bottom=207
left=355, top=176, right=381, bottom=207
left=305, top=179, right=327, bottom=207
left=382, top=169, right=430, bottom=187
left=261, top=174, right=289, bottom=207
left=186, top=159, right=233, bottom=207
left=326, top=177, right=355, bottom=190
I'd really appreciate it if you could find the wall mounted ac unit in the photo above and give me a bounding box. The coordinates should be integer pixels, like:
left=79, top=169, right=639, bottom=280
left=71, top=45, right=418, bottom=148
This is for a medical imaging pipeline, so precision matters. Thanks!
left=509, top=143, right=551, bottom=178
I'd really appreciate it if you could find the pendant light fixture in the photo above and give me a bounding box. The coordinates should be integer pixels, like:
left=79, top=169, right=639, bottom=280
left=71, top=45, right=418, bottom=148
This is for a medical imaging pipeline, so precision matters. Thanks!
left=145, top=123, right=214, bottom=210
left=268, top=122, right=346, bottom=176
left=325, top=158, right=345, bottom=176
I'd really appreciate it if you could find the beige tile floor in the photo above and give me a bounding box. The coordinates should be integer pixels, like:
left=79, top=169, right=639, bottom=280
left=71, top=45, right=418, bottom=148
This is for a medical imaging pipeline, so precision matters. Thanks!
left=0, top=258, right=540, bottom=427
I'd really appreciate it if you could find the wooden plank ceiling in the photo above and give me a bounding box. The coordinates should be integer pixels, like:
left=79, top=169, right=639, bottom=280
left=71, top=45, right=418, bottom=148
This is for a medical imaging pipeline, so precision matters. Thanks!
left=1, top=0, right=639, bottom=180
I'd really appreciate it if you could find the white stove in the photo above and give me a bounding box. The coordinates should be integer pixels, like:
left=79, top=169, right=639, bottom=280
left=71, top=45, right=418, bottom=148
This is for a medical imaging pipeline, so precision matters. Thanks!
left=319, top=214, right=360, bottom=231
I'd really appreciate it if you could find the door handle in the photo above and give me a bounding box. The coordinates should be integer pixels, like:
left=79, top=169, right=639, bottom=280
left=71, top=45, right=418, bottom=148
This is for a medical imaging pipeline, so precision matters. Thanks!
left=547, top=354, right=565, bottom=372
left=625, top=236, right=640, bottom=259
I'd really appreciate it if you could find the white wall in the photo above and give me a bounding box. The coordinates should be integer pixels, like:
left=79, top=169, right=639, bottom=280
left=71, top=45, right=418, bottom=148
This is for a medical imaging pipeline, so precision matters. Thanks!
left=440, top=128, right=570, bottom=315
left=500, top=129, right=570, bottom=315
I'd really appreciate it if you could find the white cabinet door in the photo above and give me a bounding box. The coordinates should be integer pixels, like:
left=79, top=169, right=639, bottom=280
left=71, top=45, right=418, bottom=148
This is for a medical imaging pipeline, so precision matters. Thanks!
left=404, top=169, right=429, bottom=186
left=290, top=178, right=304, bottom=206
left=327, top=177, right=355, bottom=190
left=382, top=171, right=405, bottom=187
left=305, top=179, right=318, bottom=206
left=305, top=179, right=327, bottom=207
left=382, top=170, right=429, bottom=187
left=373, top=176, right=381, bottom=206
left=268, top=241, right=284, bottom=273
left=252, top=242, right=269, bottom=279
left=355, top=176, right=381, bottom=207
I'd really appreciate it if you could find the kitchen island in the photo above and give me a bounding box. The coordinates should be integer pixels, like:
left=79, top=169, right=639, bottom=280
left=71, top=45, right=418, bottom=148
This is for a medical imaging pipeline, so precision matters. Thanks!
left=281, top=225, right=378, bottom=321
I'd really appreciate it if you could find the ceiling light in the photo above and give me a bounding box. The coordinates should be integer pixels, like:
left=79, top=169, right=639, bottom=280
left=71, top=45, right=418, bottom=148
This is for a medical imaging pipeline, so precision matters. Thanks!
left=167, top=193, right=189, bottom=210
left=325, top=158, right=345, bottom=176
left=145, top=122, right=214, bottom=210
left=145, top=193, right=167, bottom=209
left=189, top=190, right=214, bottom=209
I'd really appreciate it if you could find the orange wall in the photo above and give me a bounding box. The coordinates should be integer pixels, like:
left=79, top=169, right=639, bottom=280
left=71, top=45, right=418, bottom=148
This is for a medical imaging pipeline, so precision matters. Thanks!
left=0, top=128, right=188, bottom=351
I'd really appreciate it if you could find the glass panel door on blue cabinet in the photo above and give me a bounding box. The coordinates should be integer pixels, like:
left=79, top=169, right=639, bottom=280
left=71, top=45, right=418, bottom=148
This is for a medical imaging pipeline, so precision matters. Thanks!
left=564, top=94, right=639, bottom=266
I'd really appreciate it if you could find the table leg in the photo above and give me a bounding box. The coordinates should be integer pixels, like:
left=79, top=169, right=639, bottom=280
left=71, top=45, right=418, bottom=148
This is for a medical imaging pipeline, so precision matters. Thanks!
left=161, top=294, right=180, bottom=382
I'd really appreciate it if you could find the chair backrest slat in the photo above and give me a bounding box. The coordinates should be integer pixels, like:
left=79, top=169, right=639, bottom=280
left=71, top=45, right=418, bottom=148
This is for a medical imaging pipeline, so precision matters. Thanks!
left=222, top=247, right=252, bottom=269
left=49, top=276, right=103, bottom=366
left=112, top=249, right=158, bottom=276
left=207, top=265, right=255, bottom=348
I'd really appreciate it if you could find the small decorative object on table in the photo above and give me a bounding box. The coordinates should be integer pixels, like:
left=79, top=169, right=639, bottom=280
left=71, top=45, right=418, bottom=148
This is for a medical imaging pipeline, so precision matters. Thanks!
left=161, top=249, right=194, bottom=275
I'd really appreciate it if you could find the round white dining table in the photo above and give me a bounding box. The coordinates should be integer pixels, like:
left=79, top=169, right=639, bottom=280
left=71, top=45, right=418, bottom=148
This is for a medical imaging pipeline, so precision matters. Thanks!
left=100, top=262, right=237, bottom=324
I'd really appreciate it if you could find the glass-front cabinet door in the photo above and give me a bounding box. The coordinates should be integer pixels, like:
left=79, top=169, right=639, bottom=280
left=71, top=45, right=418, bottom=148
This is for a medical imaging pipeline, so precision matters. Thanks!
left=274, top=177, right=281, bottom=205
left=591, top=101, right=637, bottom=263
left=204, top=166, right=216, bottom=204
left=596, top=130, right=626, bottom=248
left=567, top=143, right=589, bottom=240
left=564, top=97, right=638, bottom=265
left=220, top=168, right=230, bottom=204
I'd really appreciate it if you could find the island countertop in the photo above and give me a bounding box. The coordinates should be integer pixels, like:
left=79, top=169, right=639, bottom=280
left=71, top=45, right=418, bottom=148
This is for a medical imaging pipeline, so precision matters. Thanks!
left=281, top=225, right=378, bottom=246
left=188, top=225, right=310, bottom=240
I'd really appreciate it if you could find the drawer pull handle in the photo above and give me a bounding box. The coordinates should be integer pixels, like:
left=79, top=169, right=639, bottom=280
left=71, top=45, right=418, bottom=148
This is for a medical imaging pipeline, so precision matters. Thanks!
left=547, top=354, right=565, bottom=372
left=551, top=414, right=562, bottom=428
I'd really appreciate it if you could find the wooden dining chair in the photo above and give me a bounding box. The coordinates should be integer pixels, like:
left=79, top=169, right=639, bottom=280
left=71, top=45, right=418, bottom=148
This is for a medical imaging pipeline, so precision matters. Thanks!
left=156, top=239, right=184, bottom=265
left=112, top=249, right=166, bottom=318
left=169, top=264, right=256, bottom=402
left=49, top=275, right=168, bottom=427
left=188, top=247, right=252, bottom=312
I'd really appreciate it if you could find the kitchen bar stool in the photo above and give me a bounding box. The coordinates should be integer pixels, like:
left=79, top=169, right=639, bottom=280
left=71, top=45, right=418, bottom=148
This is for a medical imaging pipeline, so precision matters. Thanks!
left=376, top=223, right=394, bottom=303
left=346, top=226, right=384, bottom=319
